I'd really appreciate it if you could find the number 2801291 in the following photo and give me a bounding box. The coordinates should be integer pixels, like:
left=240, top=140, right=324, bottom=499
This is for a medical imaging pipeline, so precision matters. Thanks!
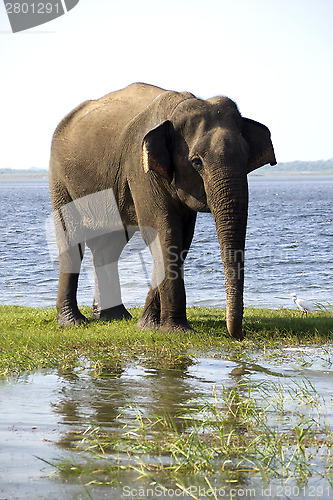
left=5, top=3, right=61, bottom=14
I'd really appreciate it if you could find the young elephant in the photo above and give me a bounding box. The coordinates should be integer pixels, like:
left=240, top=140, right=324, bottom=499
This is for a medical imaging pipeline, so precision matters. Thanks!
left=49, top=83, right=276, bottom=339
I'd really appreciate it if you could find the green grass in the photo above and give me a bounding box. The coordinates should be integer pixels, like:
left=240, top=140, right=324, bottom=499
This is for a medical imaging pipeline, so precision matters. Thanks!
left=0, top=305, right=332, bottom=376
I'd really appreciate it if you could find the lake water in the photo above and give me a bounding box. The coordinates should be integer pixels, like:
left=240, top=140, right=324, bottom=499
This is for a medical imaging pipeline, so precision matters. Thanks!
left=1, top=348, right=333, bottom=499
left=0, top=175, right=332, bottom=311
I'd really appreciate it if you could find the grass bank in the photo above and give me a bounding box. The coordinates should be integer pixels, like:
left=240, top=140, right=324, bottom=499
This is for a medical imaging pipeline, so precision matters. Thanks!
left=1, top=305, right=332, bottom=377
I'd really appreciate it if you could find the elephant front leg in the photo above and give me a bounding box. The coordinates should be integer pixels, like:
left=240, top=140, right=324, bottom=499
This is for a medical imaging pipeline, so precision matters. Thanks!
left=138, top=279, right=191, bottom=333
left=158, top=272, right=193, bottom=333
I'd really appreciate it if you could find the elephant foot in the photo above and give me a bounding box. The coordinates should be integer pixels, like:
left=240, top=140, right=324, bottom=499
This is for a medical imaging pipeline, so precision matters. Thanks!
left=158, top=321, right=195, bottom=334
left=137, top=308, right=160, bottom=330
left=137, top=315, right=160, bottom=330
left=226, top=318, right=246, bottom=341
left=92, top=304, right=132, bottom=321
left=137, top=315, right=194, bottom=333
left=57, top=308, right=88, bottom=327
left=229, top=329, right=246, bottom=341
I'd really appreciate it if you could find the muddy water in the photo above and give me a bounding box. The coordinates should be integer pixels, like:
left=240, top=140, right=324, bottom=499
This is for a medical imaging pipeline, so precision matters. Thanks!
left=1, top=349, right=333, bottom=500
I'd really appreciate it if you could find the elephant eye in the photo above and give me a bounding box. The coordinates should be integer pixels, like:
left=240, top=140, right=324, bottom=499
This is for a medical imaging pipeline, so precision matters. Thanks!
left=191, top=156, right=203, bottom=171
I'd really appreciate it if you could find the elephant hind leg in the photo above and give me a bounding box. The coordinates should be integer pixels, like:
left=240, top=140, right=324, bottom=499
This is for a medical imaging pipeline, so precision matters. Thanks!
left=92, top=301, right=132, bottom=321
left=88, top=231, right=132, bottom=321
left=52, top=183, right=88, bottom=326
left=57, top=257, right=88, bottom=327
left=137, top=214, right=196, bottom=333
left=137, top=285, right=161, bottom=330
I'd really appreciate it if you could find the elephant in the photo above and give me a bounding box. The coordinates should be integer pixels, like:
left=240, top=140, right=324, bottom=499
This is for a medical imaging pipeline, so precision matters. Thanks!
left=49, top=83, right=276, bottom=339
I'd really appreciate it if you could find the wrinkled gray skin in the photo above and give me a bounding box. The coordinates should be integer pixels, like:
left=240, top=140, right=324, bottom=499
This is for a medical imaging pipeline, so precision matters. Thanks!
left=49, top=83, right=276, bottom=339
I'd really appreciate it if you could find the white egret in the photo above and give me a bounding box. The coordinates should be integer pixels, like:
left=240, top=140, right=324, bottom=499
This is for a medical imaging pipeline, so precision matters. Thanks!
left=287, top=293, right=313, bottom=317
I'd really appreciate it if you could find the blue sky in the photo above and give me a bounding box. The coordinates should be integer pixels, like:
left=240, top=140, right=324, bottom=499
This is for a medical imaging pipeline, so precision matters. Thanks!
left=1, top=0, right=332, bottom=169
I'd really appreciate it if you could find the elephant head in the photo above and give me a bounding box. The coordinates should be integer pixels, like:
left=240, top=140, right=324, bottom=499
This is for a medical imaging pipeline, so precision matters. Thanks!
left=142, top=94, right=276, bottom=339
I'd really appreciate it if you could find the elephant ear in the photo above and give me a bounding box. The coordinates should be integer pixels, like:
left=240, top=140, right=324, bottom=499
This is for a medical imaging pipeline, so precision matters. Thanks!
left=242, top=118, right=277, bottom=173
left=142, top=121, right=174, bottom=183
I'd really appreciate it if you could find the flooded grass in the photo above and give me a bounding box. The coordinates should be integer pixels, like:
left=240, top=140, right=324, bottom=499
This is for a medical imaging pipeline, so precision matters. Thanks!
left=48, top=377, right=333, bottom=496
left=0, top=305, right=332, bottom=377
left=1, top=305, right=333, bottom=498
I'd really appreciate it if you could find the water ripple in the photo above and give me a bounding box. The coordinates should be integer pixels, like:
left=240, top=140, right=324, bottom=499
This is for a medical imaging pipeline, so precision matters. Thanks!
left=1, top=176, right=332, bottom=310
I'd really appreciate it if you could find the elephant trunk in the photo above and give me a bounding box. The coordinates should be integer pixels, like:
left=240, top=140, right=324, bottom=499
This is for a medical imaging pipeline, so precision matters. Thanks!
left=206, top=171, right=248, bottom=340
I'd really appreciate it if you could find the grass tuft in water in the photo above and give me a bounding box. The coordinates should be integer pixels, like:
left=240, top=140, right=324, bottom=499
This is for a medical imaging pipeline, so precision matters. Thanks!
left=50, top=378, right=333, bottom=491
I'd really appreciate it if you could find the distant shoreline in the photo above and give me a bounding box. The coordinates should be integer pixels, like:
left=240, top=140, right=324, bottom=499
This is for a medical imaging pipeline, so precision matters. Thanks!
left=0, top=170, right=49, bottom=180
left=1, top=174, right=333, bottom=181
left=1, top=162, right=333, bottom=180
left=254, top=159, right=333, bottom=176
left=249, top=171, right=333, bottom=177
left=0, top=174, right=49, bottom=180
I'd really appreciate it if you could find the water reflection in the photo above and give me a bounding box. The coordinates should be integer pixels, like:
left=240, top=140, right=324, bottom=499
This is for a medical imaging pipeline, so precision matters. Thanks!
left=53, top=359, right=239, bottom=435
left=1, top=349, right=333, bottom=499
left=52, top=357, right=260, bottom=496
left=52, top=350, right=332, bottom=435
